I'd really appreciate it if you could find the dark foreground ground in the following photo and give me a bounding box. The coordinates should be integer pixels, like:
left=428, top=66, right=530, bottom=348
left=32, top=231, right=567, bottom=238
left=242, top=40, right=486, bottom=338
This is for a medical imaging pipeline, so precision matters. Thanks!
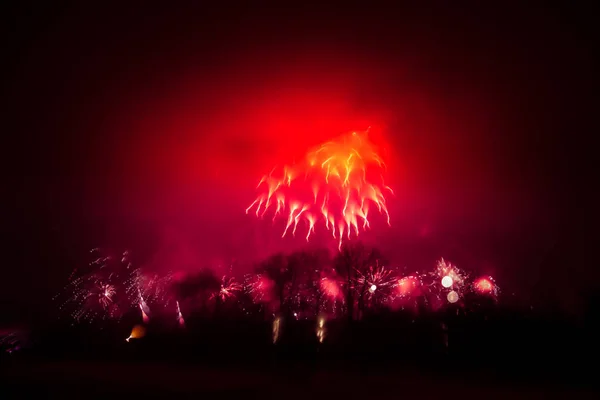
left=2, top=310, right=599, bottom=398
left=1, top=359, right=598, bottom=399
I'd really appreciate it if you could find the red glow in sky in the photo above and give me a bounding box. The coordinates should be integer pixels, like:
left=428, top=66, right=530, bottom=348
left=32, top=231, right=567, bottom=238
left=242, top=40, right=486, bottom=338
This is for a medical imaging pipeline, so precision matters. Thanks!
left=2, top=2, right=595, bottom=322
left=26, top=30, right=555, bottom=300
left=90, top=47, right=543, bottom=275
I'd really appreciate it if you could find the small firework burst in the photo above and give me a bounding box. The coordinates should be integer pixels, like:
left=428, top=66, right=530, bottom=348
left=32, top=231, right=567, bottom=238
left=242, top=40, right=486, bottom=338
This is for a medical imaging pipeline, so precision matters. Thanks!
left=212, top=276, right=243, bottom=301
left=54, top=270, right=124, bottom=323
left=125, top=269, right=174, bottom=322
left=244, top=274, right=274, bottom=303
left=315, top=271, right=344, bottom=316
left=54, top=249, right=174, bottom=325
left=98, top=283, right=117, bottom=309
left=354, top=262, right=397, bottom=303
left=320, top=276, right=342, bottom=299
left=395, top=275, right=423, bottom=298
left=472, top=276, right=500, bottom=300
left=387, top=272, right=430, bottom=312
left=434, top=258, right=466, bottom=288
left=432, top=258, right=468, bottom=304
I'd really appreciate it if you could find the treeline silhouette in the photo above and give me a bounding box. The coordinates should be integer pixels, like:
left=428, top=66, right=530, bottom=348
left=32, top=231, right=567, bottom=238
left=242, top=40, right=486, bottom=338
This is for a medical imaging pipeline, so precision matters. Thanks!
left=3, top=243, right=600, bottom=387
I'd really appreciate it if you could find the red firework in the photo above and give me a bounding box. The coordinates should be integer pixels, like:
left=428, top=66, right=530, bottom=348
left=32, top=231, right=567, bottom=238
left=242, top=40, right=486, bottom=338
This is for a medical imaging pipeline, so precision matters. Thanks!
left=396, top=275, right=422, bottom=297
left=473, top=276, right=500, bottom=299
left=246, top=129, right=393, bottom=249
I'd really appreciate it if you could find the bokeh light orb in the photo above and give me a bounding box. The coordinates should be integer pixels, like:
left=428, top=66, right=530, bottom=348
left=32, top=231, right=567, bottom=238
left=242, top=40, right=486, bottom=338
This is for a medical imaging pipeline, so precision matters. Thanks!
left=370, top=284, right=377, bottom=293
left=441, top=276, right=453, bottom=288
left=447, top=291, right=459, bottom=303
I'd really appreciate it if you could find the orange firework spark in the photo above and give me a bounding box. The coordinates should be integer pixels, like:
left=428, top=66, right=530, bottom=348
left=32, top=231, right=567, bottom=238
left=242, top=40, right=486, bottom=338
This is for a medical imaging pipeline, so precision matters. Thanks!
left=246, top=129, right=393, bottom=249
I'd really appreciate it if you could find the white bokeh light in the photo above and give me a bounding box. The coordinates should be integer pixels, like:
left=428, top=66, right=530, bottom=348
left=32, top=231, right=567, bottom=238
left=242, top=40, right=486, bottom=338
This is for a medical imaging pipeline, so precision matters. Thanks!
left=369, top=284, right=377, bottom=293
left=441, top=276, right=453, bottom=288
left=447, top=290, right=459, bottom=303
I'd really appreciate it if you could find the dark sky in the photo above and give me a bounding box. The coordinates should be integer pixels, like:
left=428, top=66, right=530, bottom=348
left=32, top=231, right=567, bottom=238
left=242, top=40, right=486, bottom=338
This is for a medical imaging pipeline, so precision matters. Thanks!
left=1, top=3, right=596, bottom=323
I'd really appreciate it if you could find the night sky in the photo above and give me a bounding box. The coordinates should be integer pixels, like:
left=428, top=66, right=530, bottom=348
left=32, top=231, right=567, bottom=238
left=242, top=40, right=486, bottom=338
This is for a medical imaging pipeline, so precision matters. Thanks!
left=2, top=3, right=595, bottom=324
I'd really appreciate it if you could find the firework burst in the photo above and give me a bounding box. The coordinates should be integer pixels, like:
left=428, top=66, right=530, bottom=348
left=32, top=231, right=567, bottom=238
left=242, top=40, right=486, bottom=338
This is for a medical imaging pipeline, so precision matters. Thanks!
left=434, top=258, right=466, bottom=287
left=386, top=273, right=430, bottom=312
left=395, top=275, right=424, bottom=298
left=212, top=276, right=243, bottom=301
left=431, top=258, right=468, bottom=304
left=472, top=276, right=500, bottom=300
left=320, top=276, right=342, bottom=299
left=355, top=264, right=396, bottom=292
left=246, top=129, right=393, bottom=250
left=354, top=263, right=398, bottom=305
left=244, top=274, right=274, bottom=303
left=98, top=283, right=117, bottom=309
left=125, top=269, right=174, bottom=319
left=54, top=270, right=124, bottom=323
left=55, top=249, right=173, bottom=324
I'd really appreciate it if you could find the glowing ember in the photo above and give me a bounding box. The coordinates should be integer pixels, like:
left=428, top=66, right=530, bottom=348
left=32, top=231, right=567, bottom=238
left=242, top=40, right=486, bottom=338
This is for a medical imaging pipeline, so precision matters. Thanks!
left=316, top=317, right=326, bottom=343
left=125, top=324, right=146, bottom=342
left=447, top=291, right=459, bottom=303
left=441, top=276, right=453, bottom=288
left=272, top=317, right=281, bottom=344
left=246, top=129, right=393, bottom=250
left=176, top=301, right=185, bottom=328
left=370, top=284, right=377, bottom=293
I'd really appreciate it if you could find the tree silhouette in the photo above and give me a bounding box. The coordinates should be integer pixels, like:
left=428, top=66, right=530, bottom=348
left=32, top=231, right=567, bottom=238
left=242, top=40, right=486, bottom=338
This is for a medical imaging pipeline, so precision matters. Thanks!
left=258, top=250, right=331, bottom=317
left=286, top=249, right=330, bottom=316
left=334, top=242, right=383, bottom=320
left=174, top=269, right=220, bottom=316
left=260, top=253, right=292, bottom=314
